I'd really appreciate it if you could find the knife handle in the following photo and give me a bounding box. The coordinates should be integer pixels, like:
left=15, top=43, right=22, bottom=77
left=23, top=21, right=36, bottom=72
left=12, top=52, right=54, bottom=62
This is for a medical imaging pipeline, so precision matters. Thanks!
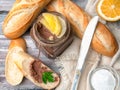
left=71, top=70, right=81, bottom=90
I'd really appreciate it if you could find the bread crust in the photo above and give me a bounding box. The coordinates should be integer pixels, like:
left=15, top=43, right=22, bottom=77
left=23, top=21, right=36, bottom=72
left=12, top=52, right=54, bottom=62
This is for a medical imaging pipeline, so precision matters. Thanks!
left=5, top=38, right=60, bottom=89
left=8, top=38, right=26, bottom=51
left=5, top=38, right=26, bottom=85
left=46, top=0, right=118, bottom=56
left=22, top=58, right=60, bottom=89
left=2, top=0, right=51, bottom=39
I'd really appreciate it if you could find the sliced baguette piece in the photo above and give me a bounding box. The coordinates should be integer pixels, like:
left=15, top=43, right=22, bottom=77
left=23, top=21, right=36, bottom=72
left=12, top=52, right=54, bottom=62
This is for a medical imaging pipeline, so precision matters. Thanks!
left=13, top=50, right=60, bottom=89
left=46, top=0, right=118, bottom=57
left=2, top=0, right=51, bottom=39
left=5, top=38, right=26, bottom=85
left=22, top=56, right=60, bottom=89
left=5, top=38, right=60, bottom=89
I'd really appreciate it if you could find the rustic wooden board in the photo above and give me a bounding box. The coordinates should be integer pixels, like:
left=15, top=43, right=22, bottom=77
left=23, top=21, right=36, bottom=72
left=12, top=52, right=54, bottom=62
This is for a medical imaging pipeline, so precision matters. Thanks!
left=0, top=0, right=87, bottom=90
left=0, top=0, right=88, bottom=90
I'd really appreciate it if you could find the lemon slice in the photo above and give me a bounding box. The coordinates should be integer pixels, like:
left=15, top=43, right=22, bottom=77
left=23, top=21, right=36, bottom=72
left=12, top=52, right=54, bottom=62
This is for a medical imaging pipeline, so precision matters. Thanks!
left=40, top=13, right=62, bottom=36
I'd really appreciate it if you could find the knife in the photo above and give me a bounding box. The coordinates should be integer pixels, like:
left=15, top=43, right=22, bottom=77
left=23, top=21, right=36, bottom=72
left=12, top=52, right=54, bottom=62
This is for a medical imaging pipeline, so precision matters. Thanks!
left=71, top=16, right=99, bottom=90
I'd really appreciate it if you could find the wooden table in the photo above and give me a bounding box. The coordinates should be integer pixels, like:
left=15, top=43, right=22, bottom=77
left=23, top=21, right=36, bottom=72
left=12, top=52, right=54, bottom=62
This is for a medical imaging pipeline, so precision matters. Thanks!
left=0, top=0, right=88, bottom=89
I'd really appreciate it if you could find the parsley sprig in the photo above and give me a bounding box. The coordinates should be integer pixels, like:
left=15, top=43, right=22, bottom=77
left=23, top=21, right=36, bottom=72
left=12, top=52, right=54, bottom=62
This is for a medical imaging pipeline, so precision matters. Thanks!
left=42, top=72, right=54, bottom=84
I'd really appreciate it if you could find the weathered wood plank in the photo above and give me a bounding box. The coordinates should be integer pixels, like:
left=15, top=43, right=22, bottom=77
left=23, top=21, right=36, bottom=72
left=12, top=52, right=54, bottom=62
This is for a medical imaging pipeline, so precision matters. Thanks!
left=0, top=12, right=7, bottom=34
left=0, top=0, right=88, bottom=89
left=0, top=0, right=15, bottom=11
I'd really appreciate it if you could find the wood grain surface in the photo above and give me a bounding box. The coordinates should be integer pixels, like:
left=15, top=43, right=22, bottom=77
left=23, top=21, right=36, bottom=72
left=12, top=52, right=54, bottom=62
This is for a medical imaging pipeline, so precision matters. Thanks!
left=0, top=0, right=88, bottom=89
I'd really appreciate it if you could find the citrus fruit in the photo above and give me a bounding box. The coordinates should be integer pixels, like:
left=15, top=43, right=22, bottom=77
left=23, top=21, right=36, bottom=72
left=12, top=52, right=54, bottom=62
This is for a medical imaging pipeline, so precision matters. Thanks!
left=40, top=13, right=62, bottom=36
left=97, top=0, right=120, bottom=21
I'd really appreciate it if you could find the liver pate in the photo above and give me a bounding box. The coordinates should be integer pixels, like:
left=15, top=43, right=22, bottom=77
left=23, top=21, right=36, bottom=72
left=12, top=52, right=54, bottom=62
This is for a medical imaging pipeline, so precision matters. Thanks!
left=30, top=60, right=58, bottom=83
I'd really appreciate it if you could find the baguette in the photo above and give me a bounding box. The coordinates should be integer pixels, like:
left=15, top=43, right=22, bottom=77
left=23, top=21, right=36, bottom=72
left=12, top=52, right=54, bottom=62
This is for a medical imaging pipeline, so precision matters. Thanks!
left=5, top=38, right=60, bottom=89
left=2, top=0, right=51, bottom=39
left=46, top=0, right=118, bottom=57
left=22, top=55, right=60, bottom=89
left=5, top=38, right=26, bottom=85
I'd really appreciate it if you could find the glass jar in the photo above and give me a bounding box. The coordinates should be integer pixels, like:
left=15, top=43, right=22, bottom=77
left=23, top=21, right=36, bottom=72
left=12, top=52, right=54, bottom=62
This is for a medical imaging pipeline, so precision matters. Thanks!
left=30, top=12, right=73, bottom=58
left=89, top=66, right=120, bottom=90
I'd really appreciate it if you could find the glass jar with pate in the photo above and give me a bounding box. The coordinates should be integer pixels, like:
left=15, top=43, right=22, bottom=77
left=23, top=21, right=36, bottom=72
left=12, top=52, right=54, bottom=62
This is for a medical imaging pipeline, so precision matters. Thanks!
left=89, top=66, right=120, bottom=90
left=30, top=12, right=73, bottom=58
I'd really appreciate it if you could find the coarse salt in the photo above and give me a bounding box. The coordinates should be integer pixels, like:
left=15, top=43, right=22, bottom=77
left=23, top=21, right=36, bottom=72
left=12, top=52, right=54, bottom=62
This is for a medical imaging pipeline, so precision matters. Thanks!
left=91, top=69, right=116, bottom=90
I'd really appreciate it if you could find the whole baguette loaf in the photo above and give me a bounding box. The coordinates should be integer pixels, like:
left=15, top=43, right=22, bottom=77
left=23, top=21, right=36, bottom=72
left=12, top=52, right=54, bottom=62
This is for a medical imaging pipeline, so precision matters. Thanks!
left=5, top=38, right=60, bottom=89
left=46, top=0, right=118, bottom=57
left=2, top=0, right=51, bottom=39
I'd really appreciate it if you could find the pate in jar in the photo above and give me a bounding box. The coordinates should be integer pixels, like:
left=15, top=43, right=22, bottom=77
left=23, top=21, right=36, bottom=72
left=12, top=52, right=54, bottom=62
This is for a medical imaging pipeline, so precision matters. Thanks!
left=30, top=12, right=73, bottom=58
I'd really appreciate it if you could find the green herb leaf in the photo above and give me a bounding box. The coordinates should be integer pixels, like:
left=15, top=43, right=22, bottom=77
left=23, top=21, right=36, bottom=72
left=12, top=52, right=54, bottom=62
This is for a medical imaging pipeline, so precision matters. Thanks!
left=42, top=71, right=54, bottom=84
left=42, top=73, right=47, bottom=84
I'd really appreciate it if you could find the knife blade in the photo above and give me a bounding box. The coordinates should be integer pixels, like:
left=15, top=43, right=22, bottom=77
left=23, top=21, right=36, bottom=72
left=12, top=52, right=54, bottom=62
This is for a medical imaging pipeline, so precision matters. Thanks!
left=71, top=16, right=99, bottom=90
